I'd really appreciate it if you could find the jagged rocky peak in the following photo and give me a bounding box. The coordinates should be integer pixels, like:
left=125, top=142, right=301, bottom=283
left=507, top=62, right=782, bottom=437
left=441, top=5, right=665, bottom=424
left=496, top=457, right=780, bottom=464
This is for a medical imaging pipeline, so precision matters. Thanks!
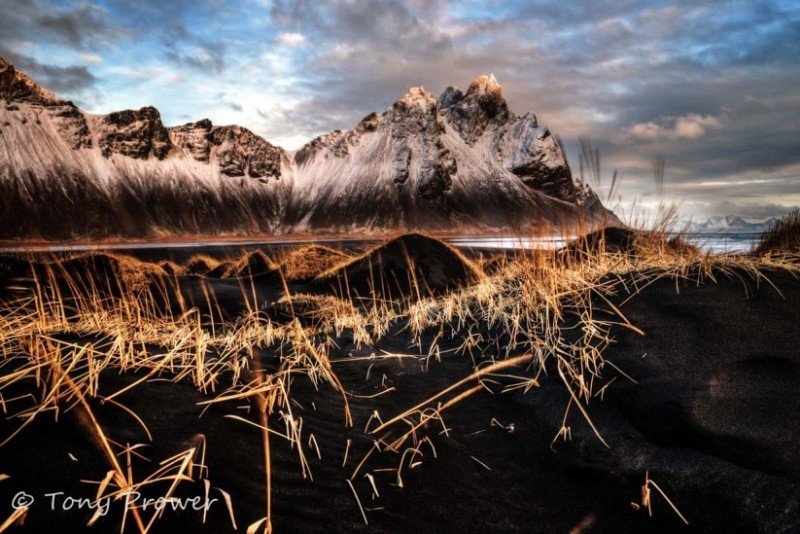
left=442, top=73, right=511, bottom=144
left=389, top=86, right=443, bottom=136
left=169, top=120, right=284, bottom=179
left=291, top=73, right=583, bottom=207
left=0, top=58, right=618, bottom=237
left=469, top=73, right=504, bottom=97
left=386, top=86, right=455, bottom=200
left=0, top=57, right=91, bottom=149
left=437, top=73, right=583, bottom=203
left=0, top=58, right=64, bottom=106
left=96, top=106, right=172, bottom=160
left=395, top=86, right=436, bottom=111
left=436, top=86, right=463, bottom=109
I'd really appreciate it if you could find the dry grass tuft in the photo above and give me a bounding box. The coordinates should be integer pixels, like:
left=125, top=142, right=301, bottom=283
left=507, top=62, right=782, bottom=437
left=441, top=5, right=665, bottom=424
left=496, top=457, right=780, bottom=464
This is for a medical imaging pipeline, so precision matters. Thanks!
left=206, top=250, right=278, bottom=278
left=279, top=245, right=351, bottom=281
left=754, top=210, right=800, bottom=258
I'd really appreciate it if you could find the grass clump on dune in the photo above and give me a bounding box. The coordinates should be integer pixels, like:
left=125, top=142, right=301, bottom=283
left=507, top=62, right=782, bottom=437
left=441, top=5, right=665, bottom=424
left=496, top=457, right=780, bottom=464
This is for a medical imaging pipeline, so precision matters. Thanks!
left=754, top=210, right=800, bottom=257
left=279, top=244, right=351, bottom=281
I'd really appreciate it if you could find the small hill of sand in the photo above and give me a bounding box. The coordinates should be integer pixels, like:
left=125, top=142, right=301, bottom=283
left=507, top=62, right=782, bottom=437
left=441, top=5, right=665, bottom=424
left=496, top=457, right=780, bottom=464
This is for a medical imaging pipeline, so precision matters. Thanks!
left=205, top=250, right=277, bottom=278
left=312, top=233, right=483, bottom=300
left=183, top=254, right=221, bottom=276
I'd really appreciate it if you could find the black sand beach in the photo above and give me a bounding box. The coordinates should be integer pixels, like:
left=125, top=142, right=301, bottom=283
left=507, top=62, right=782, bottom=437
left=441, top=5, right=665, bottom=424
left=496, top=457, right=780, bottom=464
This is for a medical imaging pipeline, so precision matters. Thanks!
left=0, top=236, right=798, bottom=533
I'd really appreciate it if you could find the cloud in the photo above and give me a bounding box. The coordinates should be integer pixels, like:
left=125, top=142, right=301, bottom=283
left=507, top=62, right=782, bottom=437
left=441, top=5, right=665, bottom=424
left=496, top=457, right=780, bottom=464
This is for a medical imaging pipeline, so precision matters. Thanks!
left=277, top=32, right=306, bottom=46
left=35, top=2, right=117, bottom=48
left=0, top=46, right=96, bottom=94
left=81, top=53, right=103, bottom=64
left=0, top=0, right=124, bottom=100
left=161, top=23, right=227, bottom=73
left=626, top=113, right=723, bottom=140
left=0, top=0, right=123, bottom=50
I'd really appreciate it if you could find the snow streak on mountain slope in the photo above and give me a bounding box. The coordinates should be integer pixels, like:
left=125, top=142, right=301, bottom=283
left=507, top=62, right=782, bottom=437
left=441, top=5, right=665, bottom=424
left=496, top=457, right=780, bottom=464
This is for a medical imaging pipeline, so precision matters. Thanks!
left=0, top=59, right=616, bottom=240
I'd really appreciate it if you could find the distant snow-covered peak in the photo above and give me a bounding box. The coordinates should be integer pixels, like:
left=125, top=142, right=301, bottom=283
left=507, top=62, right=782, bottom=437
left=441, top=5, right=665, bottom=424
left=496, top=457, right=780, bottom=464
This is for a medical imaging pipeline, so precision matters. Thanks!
left=686, top=215, right=780, bottom=232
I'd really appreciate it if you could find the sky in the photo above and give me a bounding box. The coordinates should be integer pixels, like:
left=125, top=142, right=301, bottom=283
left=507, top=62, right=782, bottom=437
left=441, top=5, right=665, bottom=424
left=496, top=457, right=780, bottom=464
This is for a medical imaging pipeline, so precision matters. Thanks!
left=1, top=0, right=799, bottom=220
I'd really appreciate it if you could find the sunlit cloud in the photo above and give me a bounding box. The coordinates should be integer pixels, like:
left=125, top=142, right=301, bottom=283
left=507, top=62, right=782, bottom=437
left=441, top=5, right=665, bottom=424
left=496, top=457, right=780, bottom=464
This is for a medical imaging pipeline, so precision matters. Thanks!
left=626, top=113, right=723, bottom=140
left=276, top=32, right=306, bottom=46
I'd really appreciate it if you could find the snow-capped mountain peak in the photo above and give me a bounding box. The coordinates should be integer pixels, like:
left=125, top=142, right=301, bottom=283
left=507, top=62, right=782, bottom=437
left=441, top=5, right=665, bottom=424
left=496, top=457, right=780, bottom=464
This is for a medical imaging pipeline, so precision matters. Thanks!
left=686, top=215, right=780, bottom=233
left=0, top=59, right=617, bottom=239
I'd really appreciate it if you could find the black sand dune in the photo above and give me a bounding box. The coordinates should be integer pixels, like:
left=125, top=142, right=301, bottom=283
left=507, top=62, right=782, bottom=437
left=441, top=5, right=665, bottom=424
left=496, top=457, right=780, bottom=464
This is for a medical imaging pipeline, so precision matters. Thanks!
left=0, top=253, right=168, bottom=302
left=183, top=255, right=219, bottom=277
left=310, top=233, right=482, bottom=300
left=170, top=234, right=481, bottom=324
left=1, top=259, right=799, bottom=532
left=205, top=251, right=277, bottom=279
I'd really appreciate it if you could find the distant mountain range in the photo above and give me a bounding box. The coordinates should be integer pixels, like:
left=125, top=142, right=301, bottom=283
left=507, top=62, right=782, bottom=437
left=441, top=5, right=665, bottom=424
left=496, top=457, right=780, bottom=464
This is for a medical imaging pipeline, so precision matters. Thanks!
left=684, top=215, right=780, bottom=233
left=0, top=58, right=616, bottom=240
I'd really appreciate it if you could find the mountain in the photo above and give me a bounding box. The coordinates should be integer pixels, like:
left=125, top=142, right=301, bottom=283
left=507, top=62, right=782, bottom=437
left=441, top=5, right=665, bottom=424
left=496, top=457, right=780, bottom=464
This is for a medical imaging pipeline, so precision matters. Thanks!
left=0, top=59, right=617, bottom=240
left=685, top=215, right=780, bottom=233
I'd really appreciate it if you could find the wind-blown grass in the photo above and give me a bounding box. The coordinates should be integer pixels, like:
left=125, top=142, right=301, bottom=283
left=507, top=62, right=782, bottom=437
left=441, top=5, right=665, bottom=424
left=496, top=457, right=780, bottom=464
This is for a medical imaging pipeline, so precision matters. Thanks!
left=754, top=210, right=800, bottom=257
left=0, top=231, right=797, bottom=531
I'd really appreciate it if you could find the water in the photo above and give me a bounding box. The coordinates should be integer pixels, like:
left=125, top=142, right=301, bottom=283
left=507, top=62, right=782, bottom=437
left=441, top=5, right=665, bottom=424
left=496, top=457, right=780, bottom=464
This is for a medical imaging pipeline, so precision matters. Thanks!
left=450, top=232, right=759, bottom=253
left=682, top=233, right=759, bottom=253
left=0, top=232, right=761, bottom=254
left=448, top=235, right=571, bottom=250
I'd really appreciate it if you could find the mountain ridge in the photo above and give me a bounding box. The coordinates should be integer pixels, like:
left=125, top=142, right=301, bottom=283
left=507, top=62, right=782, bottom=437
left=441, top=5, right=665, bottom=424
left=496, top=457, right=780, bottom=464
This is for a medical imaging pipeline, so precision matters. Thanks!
left=685, top=215, right=781, bottom=233
left=0, top=58, right=618, bottom=240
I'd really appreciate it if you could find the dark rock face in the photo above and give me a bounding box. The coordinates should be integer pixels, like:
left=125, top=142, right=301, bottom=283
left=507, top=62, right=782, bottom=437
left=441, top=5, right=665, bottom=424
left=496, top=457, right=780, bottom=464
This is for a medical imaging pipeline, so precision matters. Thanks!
left=417, top=159, right=454, bottom=200
left=392, top=144, right=412, bottom=185
left=98, top=106, right=171, bottom=160
left=387, top=87, right=456, bottom=201
left=168, top=119, right=213, bottom=162
left=294, top=130, right=345, bottom=165
left=503, top=125, right=575, bottom=200
left=444, top=74, right=510, bottom=145
left=169, top=120, right=284, bottom=179
left=0, top=58, right=62, bottom=105
left=47, top=103, right=92, bottom=150
left=492, top=113, right=581, bottom=203
left=209, top=125, right=283, bottom=179
left=436, top=86, right=464, bottom=109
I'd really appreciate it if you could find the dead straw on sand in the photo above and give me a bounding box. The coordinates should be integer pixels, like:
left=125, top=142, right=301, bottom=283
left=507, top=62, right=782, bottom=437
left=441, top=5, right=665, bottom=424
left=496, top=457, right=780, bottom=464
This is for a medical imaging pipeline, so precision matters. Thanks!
left=0, top=221, right=797, bottom=531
